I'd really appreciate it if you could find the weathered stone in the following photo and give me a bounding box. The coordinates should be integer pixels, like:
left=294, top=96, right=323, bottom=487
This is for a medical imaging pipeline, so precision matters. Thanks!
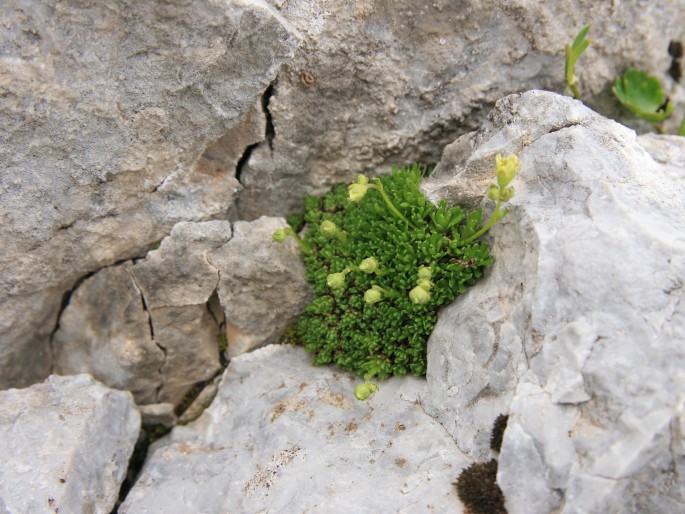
left=53, top=262, right=164, bottom=405
left=193, top=100, right=267, bottom=177
left=177, top=375, right=222, bottom=425
left=236, top=0, right=685, bottom=220
left=208, top=217, right=311, bottom=358
left=55, top=221, right=229, bottom=406
left=0, top=0, right=301, bottom=389
left=120, top=344, right=468, bottom=513
left=139, top=403, right=178, bottom=428
left=0, top=374, right=140, bottom=514
left=420, top=90, right=685, bottom=512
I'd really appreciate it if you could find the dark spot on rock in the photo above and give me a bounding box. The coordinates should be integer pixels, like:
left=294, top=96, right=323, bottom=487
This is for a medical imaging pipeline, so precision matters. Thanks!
left=668, top=40, right=683, bottom=59
left=300, top=70, right=315, bottom=87
left=454, top=460, right=507, bottom=514
left=490, top=414, right=509, bottom=453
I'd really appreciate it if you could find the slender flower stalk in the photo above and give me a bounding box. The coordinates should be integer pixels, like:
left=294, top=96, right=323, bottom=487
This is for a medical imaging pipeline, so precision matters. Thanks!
left=272, top=227, right=312, bottom=254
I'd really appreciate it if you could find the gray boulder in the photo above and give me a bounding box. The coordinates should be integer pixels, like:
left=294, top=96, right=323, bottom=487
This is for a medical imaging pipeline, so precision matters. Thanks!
left=54, top=221, right=230, bottom=406
left=120, top=344, right=467, bottom=513
left=52, top=262, right=164, bottom=405
left=208, top=217, right=311, bottom=358
left=0, top=374, right=140, bottom=514
left=236, top=0, right=685, bottom=219
left=53, top=218, right=310, bottom=407
left=420, top=90, right=685, bottom=513
left=0, top=0, right=301, bottom=389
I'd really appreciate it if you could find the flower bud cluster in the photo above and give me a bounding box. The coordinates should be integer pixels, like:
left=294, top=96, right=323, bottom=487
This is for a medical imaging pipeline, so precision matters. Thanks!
left=488, top=153, right=518, bottom=202
left=409, top=266, right=433, bottom=305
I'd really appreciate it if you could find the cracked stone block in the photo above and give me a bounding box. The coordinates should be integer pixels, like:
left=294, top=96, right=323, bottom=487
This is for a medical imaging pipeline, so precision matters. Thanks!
left=0, top=0, right=301, bottom=390
left=120, top=344, right=468, bottom=513
left=53, top=262, right=164, bottom=405
left=420, top=90, right=685, bottom=513
left=150, top=305, right=221, bottom=404
left=0, top=374, right=140, bottom=514
left=193, top=100, right=266, bottom=178
left=236, top=0, right=685, bottom=220
left=132, top=221, right=231, bottom=309
left=55, top=221, right=229, bottom=406
left=208, top=217, right=311, bottom=359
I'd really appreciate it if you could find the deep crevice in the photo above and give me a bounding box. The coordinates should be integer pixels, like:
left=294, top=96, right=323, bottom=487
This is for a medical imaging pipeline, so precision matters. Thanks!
left=235, top=142, right=259, bottom=184
left=261, top=81, right=276, bottom=151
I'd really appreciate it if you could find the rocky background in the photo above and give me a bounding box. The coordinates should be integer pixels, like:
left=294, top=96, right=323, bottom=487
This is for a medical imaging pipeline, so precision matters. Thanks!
left=1, top=1, right=684, bottom=513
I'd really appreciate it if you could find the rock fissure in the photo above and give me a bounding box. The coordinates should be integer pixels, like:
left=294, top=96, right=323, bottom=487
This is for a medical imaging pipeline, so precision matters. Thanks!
left=261, top=81, right=276, bottom=152
left=128, top=270, right=166, bottom=402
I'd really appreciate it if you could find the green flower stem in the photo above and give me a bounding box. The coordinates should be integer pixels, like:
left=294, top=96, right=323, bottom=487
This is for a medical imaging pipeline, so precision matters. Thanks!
left=287, top=228, right=312, bottom=254
left=462, top=200, right=507, bottom=245
left=374, top=286, right=400, bottom=298
left=371, top=179, right=418, bottom=229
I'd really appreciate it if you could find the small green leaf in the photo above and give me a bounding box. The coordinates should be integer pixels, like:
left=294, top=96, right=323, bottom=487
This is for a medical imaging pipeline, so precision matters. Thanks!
left=572, top=24, right=591, bottom=50
left=565, top=24, right=590, bottom=100
left=612, top=68, right=673, bottom=124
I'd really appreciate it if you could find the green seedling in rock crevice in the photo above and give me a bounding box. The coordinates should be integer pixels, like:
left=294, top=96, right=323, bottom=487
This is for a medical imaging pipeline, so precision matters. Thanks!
left=613, top=68, right=674, bottom=126
left=275, top=155, right=519, bottom=400
left=678, top=115, right=685, bottom=137
left=565, top=24, right=591, bottom=100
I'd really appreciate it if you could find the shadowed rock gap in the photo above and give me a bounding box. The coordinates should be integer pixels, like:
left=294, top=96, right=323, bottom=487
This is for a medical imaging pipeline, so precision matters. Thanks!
left=262, top=81, right=276, bottom=151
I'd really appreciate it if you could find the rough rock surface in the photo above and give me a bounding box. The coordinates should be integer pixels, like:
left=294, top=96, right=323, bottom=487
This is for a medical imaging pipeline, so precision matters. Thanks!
left=208, top=217, right=311, bottom=358
left=236, top=0, right=685, bottom=220
left=52, top=262, right=164, bottom=405
left=54, top=218, right=309, bottom=407
left=120, top=344, right=468, bottom=513
left=54, top=221, right=230, bottom=406
left=420, top=90, right=685, bottom=513
left=0, top=0, right=301, bottom=389
left=0, top=374, right=140, bottom=514
left=132, top=221, right=230, bottom=403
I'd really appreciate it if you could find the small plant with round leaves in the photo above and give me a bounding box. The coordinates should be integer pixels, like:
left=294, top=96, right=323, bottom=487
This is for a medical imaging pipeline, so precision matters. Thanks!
left=275, top=156, right=519, bottom=400
left=613, top=68, right=674, bottom=125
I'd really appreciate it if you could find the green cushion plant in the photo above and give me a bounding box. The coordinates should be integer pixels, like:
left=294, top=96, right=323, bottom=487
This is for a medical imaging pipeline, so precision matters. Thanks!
left=274, top=155, right=519, bottom=399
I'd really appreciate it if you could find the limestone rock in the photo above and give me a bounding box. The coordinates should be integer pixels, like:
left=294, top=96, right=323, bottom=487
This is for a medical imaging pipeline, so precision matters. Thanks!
left=208, top=217, right=311, bottom=358
left=236, top=0, right=685, bottom=220
left=120, top=344, right=467, bottom=513
left=420, top=90, right=685, bottom=512
left=0, top=0, right=301, bottom=389
left=53, top=262, right=164, bottom=405
left=139, top=403, right=177, bottom=428
left=55, top=222, right=229, bottom=406
left=0, top=374, right=140, bottom=514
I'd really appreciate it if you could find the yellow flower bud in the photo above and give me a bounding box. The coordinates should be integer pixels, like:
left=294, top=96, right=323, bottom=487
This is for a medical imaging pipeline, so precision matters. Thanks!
left=488, top=184, right=500, bottom=201
left=320, top=220, right=338, bottom=237
left=496, top=153, right=519, bottom=190
left=364, top=286, right=382, bottom=304
left=359, top=257, right=379, bottom=274
left=348, top=182, right=369, bottom=202
left=327, top=272, right=346, bottom=289
left=500, top=186, right=515, bottom=202
left=409, top=285, right=431, bottom=305
left=417, top=266, right=432, bottom=280
left=355, top=174, right=370, bottom=185
left=354, top=381, right=379, bottom=401
left=273, top=229, right=288, bottom=243
left=416, top=278, right=433, bottom=291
